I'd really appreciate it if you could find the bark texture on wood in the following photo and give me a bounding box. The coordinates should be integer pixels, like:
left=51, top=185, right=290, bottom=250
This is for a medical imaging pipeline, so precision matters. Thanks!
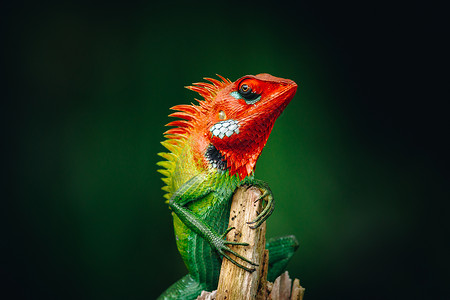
left=269, top=272, right=292, bottom=299
left=256, top=250, right=270, bottom=300
left=197, top=187, right=305, bottom=300
left=290, top=278, right=305, bottom=300
left=198, top=271, right=305, bottom=300
left=216, top=186, right=266, bottom=300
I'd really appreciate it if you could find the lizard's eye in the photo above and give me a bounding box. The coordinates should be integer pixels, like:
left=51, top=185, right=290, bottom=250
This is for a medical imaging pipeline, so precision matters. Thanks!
left=238, top=82, right=259, bottom=101
left=230, top=78, right=262, bottom=104
left=239, top=84, right=251, bottom=95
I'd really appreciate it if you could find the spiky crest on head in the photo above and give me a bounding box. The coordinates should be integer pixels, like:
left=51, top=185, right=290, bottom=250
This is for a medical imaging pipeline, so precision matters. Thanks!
left=157, top=75, right=231, bottom=200
left=163, top=75, right=231, bottom=139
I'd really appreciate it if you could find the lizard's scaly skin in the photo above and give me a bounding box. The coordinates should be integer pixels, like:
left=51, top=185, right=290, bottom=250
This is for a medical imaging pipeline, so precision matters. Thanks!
left=157, top=74, right=298, bottom=299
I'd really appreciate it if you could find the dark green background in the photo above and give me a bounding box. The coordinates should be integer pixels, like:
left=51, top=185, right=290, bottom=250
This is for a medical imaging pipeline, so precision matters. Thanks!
left=3, top=1, right=447, bottom=299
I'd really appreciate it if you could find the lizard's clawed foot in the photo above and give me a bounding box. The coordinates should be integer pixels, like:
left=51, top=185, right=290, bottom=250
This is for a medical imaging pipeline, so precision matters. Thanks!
left=247, top=194, right=274, bottom=229
left=215, top=227, right=258, bottom=272
left=245, top=180, right=275, bottom=229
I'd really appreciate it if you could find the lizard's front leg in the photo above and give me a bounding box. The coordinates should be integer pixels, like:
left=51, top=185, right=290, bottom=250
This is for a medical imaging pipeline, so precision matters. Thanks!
left=169, top=172, right=258, bottom=272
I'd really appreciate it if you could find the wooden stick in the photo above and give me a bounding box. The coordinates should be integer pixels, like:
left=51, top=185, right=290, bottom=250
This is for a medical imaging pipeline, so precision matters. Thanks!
left=256, top=249, right=270, bottom=300
left=216, top=186, right=266, bottom=300
left=290, top=278, right=305, bottom=300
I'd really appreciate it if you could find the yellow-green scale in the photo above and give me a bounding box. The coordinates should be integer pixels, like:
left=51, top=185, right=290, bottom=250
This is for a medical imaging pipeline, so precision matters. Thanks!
left=169, top=140, right=241, bottom=290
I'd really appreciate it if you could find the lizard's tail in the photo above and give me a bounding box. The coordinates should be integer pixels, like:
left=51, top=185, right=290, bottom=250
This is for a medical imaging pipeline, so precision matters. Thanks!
left=266, top=235, right=299, bottom=282
left=158, top=274, right=206, bottom=300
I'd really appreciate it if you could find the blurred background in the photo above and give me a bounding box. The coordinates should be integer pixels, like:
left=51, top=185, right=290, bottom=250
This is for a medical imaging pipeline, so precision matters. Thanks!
left=3, top=1, right=448, bottom=299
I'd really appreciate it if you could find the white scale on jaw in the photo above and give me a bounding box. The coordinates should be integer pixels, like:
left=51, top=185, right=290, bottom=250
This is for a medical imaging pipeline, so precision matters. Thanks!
left=209, top=119, right=240, bottom=139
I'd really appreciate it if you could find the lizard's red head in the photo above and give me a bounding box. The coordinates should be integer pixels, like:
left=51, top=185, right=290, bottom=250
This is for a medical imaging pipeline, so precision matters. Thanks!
left=165, top=74, right=297, bottom=179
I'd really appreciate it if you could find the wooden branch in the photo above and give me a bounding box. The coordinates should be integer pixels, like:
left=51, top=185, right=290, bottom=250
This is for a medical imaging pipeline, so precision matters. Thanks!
left=216, top=186, right=266, bottom=300
left=290, top=278, right=306, bottom=300
left=197, top=186, right=306, bottom=300
left=256, top=249, right=269, bottom=300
